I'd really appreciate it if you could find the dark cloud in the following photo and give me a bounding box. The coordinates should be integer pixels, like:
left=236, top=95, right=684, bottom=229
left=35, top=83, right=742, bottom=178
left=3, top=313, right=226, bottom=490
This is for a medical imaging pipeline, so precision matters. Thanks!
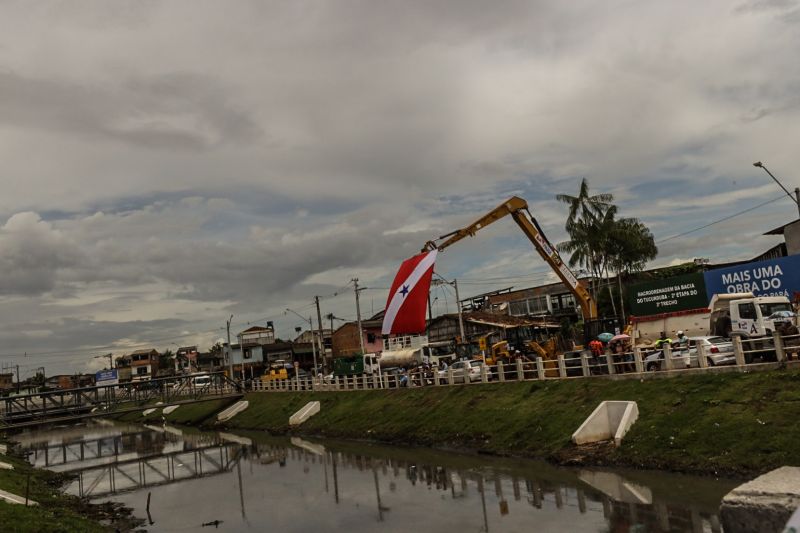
left=0, top=70, right=260, bottom=150
left=0, top=1, right=798, bottom=373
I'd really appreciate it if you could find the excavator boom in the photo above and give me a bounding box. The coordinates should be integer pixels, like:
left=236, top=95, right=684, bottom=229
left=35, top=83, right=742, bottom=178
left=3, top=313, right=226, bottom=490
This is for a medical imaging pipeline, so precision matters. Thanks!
left=424, top=196, right=597, bottom=320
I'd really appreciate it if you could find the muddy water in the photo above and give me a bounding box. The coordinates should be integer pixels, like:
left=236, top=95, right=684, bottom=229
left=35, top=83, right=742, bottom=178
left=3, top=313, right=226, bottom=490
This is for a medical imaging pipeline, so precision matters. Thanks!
left=16, top=421, right=737, bottom=532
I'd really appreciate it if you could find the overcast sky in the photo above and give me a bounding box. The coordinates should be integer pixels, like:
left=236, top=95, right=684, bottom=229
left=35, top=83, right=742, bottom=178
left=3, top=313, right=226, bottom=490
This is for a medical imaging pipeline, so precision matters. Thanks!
left=2, top=0, right=800, bottom=377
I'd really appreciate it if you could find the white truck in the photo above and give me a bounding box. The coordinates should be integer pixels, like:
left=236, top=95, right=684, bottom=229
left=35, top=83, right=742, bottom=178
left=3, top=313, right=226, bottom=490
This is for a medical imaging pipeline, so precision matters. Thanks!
left=633, top=292, right=795, bottom=346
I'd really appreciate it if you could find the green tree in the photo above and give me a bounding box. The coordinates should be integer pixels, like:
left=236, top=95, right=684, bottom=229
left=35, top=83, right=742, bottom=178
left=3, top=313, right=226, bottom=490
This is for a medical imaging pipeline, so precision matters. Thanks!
left=607, top=217, right=658, bottom=321
left=557, top=179, right=657, bottom=320
left=556, top=178, right=614, bottom=301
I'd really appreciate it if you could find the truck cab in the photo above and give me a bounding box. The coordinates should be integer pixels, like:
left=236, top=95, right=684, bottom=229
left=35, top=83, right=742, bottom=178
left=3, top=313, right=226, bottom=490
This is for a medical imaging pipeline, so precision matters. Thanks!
left=710, top=293, right=795, bottom=338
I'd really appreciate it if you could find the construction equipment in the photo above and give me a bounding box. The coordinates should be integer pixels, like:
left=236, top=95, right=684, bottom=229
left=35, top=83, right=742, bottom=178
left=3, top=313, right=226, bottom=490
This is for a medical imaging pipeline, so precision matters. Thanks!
left=423, top=196, right=597, bottom=321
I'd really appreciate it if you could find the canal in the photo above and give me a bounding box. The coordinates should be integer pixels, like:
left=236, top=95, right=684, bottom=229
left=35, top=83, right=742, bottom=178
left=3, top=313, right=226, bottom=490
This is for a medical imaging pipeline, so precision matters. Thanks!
left=14, top=421, right=737, bottom=532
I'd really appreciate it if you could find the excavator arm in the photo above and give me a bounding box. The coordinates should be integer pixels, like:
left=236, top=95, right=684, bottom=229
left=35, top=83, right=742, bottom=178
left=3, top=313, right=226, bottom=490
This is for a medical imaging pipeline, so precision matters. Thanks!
left=423, top=196, right=597, bottom=320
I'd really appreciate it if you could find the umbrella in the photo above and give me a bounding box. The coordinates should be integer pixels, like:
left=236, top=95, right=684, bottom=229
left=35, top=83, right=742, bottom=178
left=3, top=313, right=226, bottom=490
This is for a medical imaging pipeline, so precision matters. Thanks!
left=597, top=332, right=614, bottom=342
left=611, top=334, right=630, bottom=342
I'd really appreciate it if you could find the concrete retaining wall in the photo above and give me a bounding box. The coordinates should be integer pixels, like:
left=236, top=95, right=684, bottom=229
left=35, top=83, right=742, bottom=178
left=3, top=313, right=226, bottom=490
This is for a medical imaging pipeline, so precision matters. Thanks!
left=572, top=401, right=639, bottom=447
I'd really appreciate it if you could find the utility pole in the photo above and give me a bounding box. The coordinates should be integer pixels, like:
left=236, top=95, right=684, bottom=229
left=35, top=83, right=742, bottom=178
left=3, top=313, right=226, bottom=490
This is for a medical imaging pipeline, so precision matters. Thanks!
left=453, top=278, right=466, bottom=343
left=226, top=314, right=234, bottom=381
left=314, top=295, right=326, bottom=371
left=15, top=364, right=19, bottom=393
left=353, top=278, right=366, bottom=356
left=309, top=316, right=318, bottom=384
left=286, top=308, right=318, bottom=390
left=753, top=161, right=800, bottom=218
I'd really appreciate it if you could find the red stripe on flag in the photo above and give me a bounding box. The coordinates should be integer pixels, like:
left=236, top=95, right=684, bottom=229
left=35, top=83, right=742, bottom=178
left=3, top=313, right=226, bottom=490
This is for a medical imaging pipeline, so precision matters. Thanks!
left=383, top=252, right=436, bottom=335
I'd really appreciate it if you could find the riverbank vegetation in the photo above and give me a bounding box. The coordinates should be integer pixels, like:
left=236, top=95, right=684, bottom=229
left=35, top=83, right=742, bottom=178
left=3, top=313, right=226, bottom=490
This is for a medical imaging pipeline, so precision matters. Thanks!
left=0, top=440, right=138, bottom=532
left=137, top=368, right=800, bottom=478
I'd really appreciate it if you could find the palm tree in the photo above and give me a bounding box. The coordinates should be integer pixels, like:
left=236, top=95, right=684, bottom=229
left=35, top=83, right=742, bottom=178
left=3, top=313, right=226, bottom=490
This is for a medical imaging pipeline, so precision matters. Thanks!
left=556, top=179, right=614, bottom=301
left=556, top=178, right=614, bottom=229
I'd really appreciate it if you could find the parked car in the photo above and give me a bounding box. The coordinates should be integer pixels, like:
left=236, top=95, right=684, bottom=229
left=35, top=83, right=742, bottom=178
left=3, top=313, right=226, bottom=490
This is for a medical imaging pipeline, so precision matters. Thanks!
left=687, top=336, right=736, bottom=366
left=643, top=348, right=692, bottom=372
left=439, top=360, right=492, bottom=383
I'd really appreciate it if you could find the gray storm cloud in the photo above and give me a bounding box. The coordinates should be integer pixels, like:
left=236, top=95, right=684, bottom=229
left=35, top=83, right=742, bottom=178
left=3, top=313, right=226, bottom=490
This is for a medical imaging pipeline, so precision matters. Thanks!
left=0, top=0, right=798, bottom=374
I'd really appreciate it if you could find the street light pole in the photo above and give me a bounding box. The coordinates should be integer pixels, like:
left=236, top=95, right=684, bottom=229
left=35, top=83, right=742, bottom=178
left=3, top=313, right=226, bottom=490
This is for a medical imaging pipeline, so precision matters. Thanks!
left=285, top=308, right=318, bottom=390
left=754, top=161, right=800, bottom=218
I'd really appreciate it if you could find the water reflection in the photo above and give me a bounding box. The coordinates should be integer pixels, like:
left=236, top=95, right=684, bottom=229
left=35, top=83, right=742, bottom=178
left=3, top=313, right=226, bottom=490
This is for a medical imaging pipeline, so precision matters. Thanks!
left=16, top=423, right=735, bottom=532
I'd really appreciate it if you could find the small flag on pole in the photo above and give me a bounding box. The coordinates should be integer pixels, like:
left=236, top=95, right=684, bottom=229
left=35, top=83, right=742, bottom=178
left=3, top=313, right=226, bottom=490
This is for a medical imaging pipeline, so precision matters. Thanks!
left=382, top=250, right=438, bottom=335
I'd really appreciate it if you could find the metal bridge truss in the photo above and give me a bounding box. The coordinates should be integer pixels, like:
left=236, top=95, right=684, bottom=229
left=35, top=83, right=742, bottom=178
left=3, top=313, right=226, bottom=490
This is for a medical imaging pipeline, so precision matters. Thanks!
left=66, top=443, right=244, bottom=498
left=1, top=372, right=241, bottom=429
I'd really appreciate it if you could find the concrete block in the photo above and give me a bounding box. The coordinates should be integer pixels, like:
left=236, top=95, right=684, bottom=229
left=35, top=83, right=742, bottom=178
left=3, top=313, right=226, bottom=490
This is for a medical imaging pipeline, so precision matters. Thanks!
left=0, top=488, right=37, bottom=506
left=0, top=444, right=7, bottom=455
left=162, top=405, right=179, bottom=415
left=217, top=400, right=249, bottom=422
left=572, top=401, right=639, bottom=447
left=142, top=408, right=157, bottom=416
left=0, top=461, right=13, bottom=470
left=720, top=466, right=800, bottom=533
left=578, top=470, right=652, bottom=504
left=289, top=401, right=320, bottom=426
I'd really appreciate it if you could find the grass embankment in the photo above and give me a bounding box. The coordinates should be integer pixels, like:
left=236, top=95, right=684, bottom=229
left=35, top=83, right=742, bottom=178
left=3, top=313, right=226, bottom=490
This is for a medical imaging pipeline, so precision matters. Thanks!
left=141, top=369, right=800, bottom=478
left=0, top=440, right=137, bottom=532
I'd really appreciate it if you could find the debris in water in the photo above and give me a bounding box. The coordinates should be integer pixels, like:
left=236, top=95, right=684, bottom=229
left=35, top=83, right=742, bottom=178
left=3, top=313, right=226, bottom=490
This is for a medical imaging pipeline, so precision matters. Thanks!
left=202, top=520, right=223, bottom=528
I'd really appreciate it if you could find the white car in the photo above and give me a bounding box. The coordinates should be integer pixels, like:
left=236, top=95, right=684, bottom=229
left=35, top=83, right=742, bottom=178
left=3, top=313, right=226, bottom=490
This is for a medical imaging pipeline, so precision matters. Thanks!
left=643, top=348, right=691, bottom=372
left=439, top=360, right=492, bottom=383
left=687, top=336, right=736, bottom=366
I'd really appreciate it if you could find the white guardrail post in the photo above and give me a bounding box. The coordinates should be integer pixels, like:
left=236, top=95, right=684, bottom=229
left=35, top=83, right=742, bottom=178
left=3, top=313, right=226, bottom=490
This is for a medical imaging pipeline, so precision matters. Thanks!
left=447, top=367, right=454, bottom=386
left=516, top=359, right=524, bottom=381
left=581, top=354, right=590, bottom=377
left=662, top=344, right=674, bottom=371
left=497, top=361, right=505, bottom=382
left=481, top=365, right=488, bottom=383
left=633, top=348, right=643, bottom=374
left=557, top=354, right=567, bottom=378
left=536, top=357, right=545, bottom=380
left=773, top=331, right=786, bottom=363
left=733, top=336, right=746, bottom=367
left=697, top=343, right=708, bottom=369
left=605, top=353, right=615, bottom=375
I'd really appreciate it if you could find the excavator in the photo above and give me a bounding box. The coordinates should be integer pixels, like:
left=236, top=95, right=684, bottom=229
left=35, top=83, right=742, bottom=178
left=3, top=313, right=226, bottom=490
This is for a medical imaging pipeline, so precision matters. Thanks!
left=423, top=196, right=598, bottom=368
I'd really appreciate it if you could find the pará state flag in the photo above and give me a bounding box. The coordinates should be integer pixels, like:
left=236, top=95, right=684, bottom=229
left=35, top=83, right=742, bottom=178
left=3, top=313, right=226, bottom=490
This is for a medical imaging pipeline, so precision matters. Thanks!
left=382, top=250, right=438, bottom=335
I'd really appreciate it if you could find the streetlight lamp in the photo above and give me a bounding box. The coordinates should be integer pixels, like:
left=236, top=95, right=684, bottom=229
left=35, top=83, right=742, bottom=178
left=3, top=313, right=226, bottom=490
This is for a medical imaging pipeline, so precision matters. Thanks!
left=753, top=161, right=800, bottom=218
left=285, top=308, right=318, bottom=389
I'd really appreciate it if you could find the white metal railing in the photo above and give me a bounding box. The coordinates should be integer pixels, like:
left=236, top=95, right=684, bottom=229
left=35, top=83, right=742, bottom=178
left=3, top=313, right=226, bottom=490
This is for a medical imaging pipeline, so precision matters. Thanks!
left=250, top=331, right=800, bottom=393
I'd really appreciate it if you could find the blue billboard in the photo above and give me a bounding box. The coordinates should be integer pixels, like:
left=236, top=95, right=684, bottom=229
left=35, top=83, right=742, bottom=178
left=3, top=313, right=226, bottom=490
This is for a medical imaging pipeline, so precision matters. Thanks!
left=703, top=254, right=800, bottom=301
left=95, top=369, right=118, bottom=384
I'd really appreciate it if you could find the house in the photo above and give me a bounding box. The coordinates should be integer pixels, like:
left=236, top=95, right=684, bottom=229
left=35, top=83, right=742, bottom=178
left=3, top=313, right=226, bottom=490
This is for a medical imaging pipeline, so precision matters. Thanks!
left=222, top=342, right=272, bottom=380
left=331, top=311, right=384, bottom=358
left=44, top=374, right=95, bottom=390
left=174, top=346, right=199, bottom=374
left=0, top=373, right=13, bottom=392
left=294, top=329, right=333, bottom=351
left=196, top=351, right=223, bottom=373
left=486, top=278, right=593, bottom=319
left=128, top=349, right=160, bottom=381
left=237, top=324, right=275, bottom=346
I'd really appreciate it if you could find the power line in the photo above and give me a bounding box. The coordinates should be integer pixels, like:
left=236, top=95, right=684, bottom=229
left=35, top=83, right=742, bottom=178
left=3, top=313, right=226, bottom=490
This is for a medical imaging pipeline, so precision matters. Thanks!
left=656, top=194, right=786, bottom=244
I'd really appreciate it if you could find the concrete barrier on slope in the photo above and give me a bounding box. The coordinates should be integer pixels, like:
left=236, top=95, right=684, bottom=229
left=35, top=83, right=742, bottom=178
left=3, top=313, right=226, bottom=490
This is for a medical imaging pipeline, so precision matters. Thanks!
left=217, top=400, right=249, bottom=422
left=142, top=408, right=157, bottom=416
left=289, top=401, right=320, bottom=426
left=0, top=488, right=37, bottom=506
left=572, top=401, right=638, bottom=447
left=720, top=466, right=800, bottom=533
left=162, top=405, right=179, bottom=415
